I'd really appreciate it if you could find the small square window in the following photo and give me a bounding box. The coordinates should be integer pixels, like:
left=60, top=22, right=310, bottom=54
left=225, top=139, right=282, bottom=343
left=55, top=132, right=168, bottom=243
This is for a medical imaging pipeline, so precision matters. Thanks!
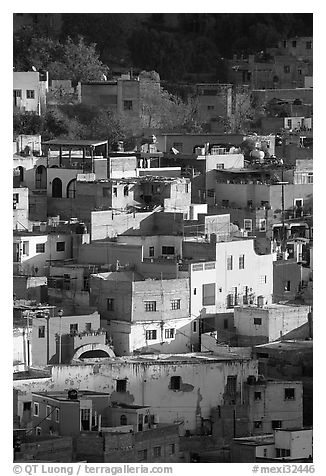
left=124, top=100, right=133, bottom=110
left=107, top=298, right=114, bottom=311
left=254, top=318, right=262, bottom=325
left=38, top=326, right=45, bottom=338
left=144, top=301, right=156, bottom=312
left=222, top=200, right=229, bottom=207
left=137, top=449, right=147, bottom=461
left=170, top=299, right=180, bottom=310
left=254, top=421, right=262, bottom=429
left=56, top=242, right=65, bottom=252
left=165, top=328, right=175, bottom=339
left=272, top=420, right=282, bottom=429
left=244, top=219, right=252, bottom=232
left=36, top=243, right=45, bottom=253
left=153, top=446, right=161, bottom=457
left=169, top=443, right=175, bottom=455
left=170, top=376, right=181, bottom=390
left=85, top=322, right=92, bottom=332
left=26, top=89, right=35, bottom=99
left=254, top=391, right=262, bottom=400
left=70, top=323, right=78, bottom=334
left=116, top=379, right=127, bottom=392
left=284, top=388, right=295, bottom=400
left=23, top=402, right=31, bottom=412
left=146, top=330, right=157, bottom=340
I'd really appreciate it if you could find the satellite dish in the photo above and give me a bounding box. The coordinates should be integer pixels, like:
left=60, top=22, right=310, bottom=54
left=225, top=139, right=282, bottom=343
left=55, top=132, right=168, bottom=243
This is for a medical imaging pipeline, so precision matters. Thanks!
left=31, top=66, right=37, bottom=72
left=171, top=147, right=179, bottom=155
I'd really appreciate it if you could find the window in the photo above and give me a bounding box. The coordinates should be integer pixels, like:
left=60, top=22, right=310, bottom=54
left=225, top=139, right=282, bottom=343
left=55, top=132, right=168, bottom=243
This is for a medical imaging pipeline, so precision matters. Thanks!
left=284, top=65, right=290, bottom=74
left=107, top=298, right=114, bottom=311
left=34, top=402, right=39, bottom=416
left=239, top=255, right=245, bottom=269
left=153, top=446, right=161, bottom=457
left=254, top=421, right=262, bottom=429
left=276, top=448, right=291, bottom=457
left=284, top=388, right=295, bottom=400
left=138, top=449, right=147, bottom=461
left=36, top=427, right=41, bottom=436
left=38, top=326, right=45, bottom=338
left=83, top=276, right=89, bottom=291
left=23, top=402, right=31, bottom=412
left=165, top=328, right=175, bottom=339
left=306, top=41, right=312, bottom=49
left=272, top=420, right=282, bottom=429
left=294, top=198, right=303, bottom=208
left=227, top=255, right=233, bottom=270
left=222, top=199, right=229, bottom=207
left=227, top=293, right=235, bottom=309
left=207, top=105, right=214, bottom=110
left=66, top=179, right=76, bottom=199
left=284, top=281, right=291, bottom=292
left=259, top=219, right=267, bottom=232
left=216, top=163, right=224, bottom=170
left=70, top=323, right=78, bottom=334
left=307, top=173, right=313, bottom=184
left=261, top=201, right=269, bottom=208
left=103, top=188, right=110, bottom=197
left=202, top=283, right=215, bottom=306
left=146, top=330, right=157, bottom=340
left=207, top=189, right=215, bottom=197
left=116, top=379, right=127, bottom=393
left=13, top=193, right=19, bottom=209
left=26, top=89, right=35, bottom=99
left=56, top=242, right=65, bottom=252
left=36, top=243, right=45, bottom=253
left=113, top=187, right=117, bottom=197
left=169, top=443, right=175, bottom=455
left=22, top=241, right=29, bottom=256
left=46, top=405, right=52, bottom=420
left=244, top=219, right=252, bottom=232
left=170, top=376, right=181, bottom=390
left=254, top=391, right=262, bottom=400
left=193, top=288, right=197, bottom=295
left=263, top=448, right=267, bottom=457
left=292, top=40, right=297, bottom=47
left=287, top=119, right=292, bottom=129
left=149, top=246, right=154, bottom=257
left=123, top=185, right=129, bottom=196
left=85, top=322, right=91, bottom=332
left=193, top=321, right=197, bottom=333
left=254, top=318, right=262, bottom=325
left=259, top=275, right=267, bottom=284
left=144, top=301, right=156, bottom=312
left=162, top=246, right=175, bottom=255
left=283, top=40, right=287, bottom=48
left=120, top=414, right=127, bottom=425
left=123, top=100, right=133, bottom=110
left=55, top=408, right=60, bottom=423
left=171, top=299, right=180, bottom=310
left=224, top=319, right=228, bottom=329
left=226, top=376, right=237, bottom=397
left=13, top=89, right=22, bottom=106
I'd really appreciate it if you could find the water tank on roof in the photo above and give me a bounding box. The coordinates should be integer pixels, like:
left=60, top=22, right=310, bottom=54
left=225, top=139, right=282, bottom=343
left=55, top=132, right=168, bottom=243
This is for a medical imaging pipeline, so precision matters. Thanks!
left=68, top=389, right=78, bottom=400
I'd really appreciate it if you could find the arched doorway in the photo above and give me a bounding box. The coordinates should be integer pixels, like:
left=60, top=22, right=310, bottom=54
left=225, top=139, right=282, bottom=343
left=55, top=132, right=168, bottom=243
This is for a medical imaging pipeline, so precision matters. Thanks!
left=66, top=179, right=76, bottom=198
left=35, top=165, right=47, bottom=189
left=52, top=177, right=62, bottom=198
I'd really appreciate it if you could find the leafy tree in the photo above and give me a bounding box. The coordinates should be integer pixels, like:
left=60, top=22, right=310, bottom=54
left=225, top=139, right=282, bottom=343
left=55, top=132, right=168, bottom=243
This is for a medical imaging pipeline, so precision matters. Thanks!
left=13, top=112, right=44, bottom=136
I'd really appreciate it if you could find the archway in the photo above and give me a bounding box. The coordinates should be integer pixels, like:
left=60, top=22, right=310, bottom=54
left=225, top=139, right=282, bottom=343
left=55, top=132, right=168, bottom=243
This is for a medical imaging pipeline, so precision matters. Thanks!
left=52, top=177, right=62, bottom=198
left=66, top=179, right=77, bottom=198
left=71, top=343, right=115, bottom=361
left=35, top=165, right=47, bottom=189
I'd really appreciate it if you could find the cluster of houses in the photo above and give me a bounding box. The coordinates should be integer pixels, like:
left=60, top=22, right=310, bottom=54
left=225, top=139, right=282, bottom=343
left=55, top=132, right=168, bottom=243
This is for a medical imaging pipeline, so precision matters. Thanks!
left=13, top=36, right=313, bottom=464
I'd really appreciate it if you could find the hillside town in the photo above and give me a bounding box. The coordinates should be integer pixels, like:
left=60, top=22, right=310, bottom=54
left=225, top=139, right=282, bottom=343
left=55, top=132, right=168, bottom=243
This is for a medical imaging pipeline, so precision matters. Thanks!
left=13, top=13, right=313, bottom=464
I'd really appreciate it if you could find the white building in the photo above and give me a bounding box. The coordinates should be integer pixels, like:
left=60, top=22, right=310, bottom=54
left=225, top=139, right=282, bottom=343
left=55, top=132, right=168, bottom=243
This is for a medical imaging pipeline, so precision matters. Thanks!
left=234, top=304, right=310, bottom=345
left=190, top=238, right=274, bottom=319
left=13, top=71, right=48, bottom=115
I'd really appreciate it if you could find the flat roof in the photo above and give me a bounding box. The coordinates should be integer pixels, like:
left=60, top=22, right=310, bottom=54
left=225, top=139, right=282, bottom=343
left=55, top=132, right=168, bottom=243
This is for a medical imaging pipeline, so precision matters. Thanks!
left=255, top=340, right=313, bottom=352
left=42, top=139, right=108, bottom=147
left=32, top=390, right=110, bottom=401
